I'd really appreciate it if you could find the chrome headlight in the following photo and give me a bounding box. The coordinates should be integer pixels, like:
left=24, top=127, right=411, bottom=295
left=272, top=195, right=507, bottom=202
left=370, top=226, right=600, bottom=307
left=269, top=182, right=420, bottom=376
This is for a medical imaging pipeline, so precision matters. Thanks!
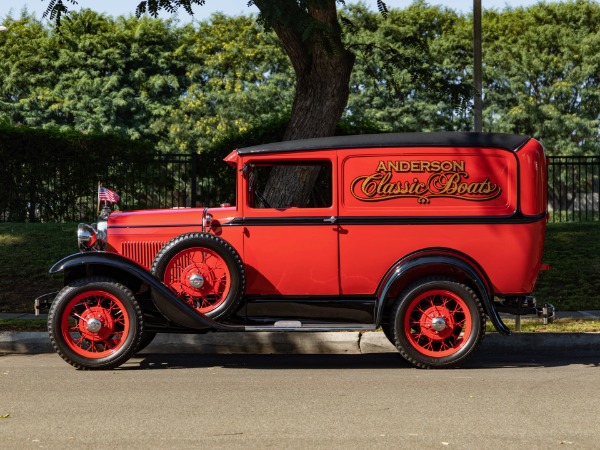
left=96, top=220, right=107, bottom=249
left=77, top=219, right=107, bottom=252
left=77, top=223, right=97, bottom=251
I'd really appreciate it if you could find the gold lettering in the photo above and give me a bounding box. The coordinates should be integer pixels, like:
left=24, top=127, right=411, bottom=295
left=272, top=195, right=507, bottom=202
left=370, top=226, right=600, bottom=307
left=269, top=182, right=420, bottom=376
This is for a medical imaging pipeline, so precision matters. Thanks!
left=440, top=161, right=453, bottom=172
left=351, top=168, right=501, bottom=204
left=371, top=159, right=468, bottom=173
left=399, top=161, right=411, bottom=172
left=410, top=161, right=422, bottom=172
left=362, top=173, right=382, bottom=197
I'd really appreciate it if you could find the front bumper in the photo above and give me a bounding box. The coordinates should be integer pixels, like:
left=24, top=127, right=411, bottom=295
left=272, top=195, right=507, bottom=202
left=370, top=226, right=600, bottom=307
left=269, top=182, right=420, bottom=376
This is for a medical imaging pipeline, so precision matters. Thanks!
left=34, top=292, right=58, bottom=316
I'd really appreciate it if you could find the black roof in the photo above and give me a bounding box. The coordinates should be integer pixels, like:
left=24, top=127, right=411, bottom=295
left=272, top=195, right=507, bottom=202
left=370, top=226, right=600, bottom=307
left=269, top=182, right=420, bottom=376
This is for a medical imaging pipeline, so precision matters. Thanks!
left=236, top=132, right=531, bottom=155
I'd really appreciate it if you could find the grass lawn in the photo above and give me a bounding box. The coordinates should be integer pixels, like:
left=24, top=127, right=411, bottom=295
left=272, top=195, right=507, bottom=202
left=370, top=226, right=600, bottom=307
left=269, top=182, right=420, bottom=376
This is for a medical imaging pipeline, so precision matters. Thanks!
left=0, top=221, right=599, bottom=313
left=0, top=318, right=48, bottom=331
left=487, top=318, right=600, bottom=333
left=533, top=222, right=600, bottom=311
left=0, top=223, right=76, bottom=313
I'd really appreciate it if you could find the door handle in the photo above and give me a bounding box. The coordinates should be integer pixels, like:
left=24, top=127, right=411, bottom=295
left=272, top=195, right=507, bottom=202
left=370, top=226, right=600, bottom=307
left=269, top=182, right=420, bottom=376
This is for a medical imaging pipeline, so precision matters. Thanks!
left=324, top=216, right=337, bottom=224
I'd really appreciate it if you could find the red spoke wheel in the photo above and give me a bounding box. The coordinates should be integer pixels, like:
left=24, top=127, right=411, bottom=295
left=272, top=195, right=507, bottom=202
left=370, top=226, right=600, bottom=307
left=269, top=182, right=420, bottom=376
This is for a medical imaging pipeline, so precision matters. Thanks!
left=61, top=290, right=130, bottom=357
left=391, top=277, right=485, bottom=369
left=48, top=278, right=143, bottom=370
left=151, top=232, right=245, bottom=320
left=164, top=247, right=231, bottom=313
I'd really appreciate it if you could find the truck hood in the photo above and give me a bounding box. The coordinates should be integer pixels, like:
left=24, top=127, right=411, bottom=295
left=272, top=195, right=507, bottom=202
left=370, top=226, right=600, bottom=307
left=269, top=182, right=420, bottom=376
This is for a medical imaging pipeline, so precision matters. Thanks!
left=108, top=207, right=237, bottom=227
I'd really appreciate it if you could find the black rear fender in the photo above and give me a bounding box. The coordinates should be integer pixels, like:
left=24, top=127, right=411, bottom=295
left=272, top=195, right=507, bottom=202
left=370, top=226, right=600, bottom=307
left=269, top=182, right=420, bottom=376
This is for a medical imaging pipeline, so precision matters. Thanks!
left=376, top=249, right=510, bottom=335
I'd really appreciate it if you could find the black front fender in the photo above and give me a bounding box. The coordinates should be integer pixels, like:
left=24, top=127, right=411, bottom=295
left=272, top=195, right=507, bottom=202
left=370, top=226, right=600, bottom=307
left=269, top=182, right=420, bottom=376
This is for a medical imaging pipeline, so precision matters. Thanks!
left=50, top=252, right=238, bottom=332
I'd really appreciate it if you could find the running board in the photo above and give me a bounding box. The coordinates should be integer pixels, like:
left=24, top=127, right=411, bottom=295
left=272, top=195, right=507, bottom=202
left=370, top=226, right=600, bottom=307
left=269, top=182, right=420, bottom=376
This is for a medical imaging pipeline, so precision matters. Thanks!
left=244, top=321, right=377, bottom=332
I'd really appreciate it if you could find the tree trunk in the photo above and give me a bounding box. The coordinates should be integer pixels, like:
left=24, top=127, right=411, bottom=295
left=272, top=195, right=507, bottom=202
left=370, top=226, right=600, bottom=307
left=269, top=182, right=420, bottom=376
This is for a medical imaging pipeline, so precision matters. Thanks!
left=254, top=0, right=355, bottom=207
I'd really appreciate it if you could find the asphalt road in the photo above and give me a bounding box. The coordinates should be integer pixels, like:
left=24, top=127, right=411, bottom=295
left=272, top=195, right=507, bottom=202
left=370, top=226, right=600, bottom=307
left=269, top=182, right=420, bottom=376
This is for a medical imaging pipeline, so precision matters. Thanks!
left=1, top=350, right=599, bottom=449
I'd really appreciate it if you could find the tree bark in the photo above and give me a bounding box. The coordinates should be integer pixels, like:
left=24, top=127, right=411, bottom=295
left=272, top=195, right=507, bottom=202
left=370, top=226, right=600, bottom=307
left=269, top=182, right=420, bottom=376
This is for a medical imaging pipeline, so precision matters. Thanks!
left=254, top=0, right=355, bottom=206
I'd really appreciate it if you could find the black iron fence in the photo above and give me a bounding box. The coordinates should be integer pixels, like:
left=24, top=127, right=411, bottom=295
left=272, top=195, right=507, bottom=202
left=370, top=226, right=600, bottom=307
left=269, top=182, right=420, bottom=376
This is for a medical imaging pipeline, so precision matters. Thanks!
left=0, top=151, right=235, bottom=223
left=1, top=153, right=599, bottom=222
left=548, top=156, right=600, bottom=222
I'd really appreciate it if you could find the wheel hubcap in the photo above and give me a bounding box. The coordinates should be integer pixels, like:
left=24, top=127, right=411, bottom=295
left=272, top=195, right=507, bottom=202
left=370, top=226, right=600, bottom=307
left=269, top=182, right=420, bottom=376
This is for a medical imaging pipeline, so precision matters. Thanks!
left=86, top=318, right=102, bottom=333
left=431, top=316, right=447, bottom=332
left=188, top=273, right=204, bottom=289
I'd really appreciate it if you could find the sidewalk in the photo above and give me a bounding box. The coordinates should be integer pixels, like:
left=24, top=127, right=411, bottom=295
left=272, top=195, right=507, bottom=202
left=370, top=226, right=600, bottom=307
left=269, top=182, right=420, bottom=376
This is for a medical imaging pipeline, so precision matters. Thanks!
left=1, top=311, right=600, bottom=355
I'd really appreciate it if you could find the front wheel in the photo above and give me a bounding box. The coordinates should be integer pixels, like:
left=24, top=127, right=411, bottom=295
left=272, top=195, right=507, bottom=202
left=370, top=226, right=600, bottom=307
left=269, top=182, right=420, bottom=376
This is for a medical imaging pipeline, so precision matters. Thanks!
left=134, top=331, right=157, bottom=354
left=48, top=277, right=143, bottom=370
left=389, top=277, right=486, bottom=369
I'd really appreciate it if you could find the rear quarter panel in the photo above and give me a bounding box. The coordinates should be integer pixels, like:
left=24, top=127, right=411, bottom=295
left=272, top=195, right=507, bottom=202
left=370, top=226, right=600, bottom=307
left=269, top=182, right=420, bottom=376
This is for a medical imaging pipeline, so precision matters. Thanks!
left=337, top=144, right=545, bottom=295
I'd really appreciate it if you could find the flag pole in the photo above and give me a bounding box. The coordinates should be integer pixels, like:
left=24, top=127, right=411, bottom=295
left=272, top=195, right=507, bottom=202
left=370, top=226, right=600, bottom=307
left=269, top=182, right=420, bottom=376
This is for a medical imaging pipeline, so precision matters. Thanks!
left=97, top=181, right=102, bottom=216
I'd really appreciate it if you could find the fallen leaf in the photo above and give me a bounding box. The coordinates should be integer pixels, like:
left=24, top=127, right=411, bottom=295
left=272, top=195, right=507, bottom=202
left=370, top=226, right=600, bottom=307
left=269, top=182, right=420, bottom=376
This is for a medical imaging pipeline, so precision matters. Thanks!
left=0, top=414, right=10, bottom=419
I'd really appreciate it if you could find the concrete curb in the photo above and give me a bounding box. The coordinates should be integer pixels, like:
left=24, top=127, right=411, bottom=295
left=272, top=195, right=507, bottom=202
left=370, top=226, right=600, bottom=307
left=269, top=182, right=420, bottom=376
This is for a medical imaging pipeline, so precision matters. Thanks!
left=0, top=332, right=57, bottom=354
left=1, top=331, right=599, bottom=355
left=139, top=332, right=362, bottom=355
left=360, top=331, right=600, bottom=353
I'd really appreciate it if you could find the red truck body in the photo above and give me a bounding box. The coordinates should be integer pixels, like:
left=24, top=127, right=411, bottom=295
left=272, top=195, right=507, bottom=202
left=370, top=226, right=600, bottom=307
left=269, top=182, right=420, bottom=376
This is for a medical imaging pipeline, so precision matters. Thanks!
left=39, top=133, right=553, bottom=370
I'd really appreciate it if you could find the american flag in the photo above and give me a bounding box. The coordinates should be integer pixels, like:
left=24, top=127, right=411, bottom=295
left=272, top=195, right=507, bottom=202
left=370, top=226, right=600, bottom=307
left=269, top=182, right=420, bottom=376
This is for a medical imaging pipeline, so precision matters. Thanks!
left=98, top=185, right=120, bottom=203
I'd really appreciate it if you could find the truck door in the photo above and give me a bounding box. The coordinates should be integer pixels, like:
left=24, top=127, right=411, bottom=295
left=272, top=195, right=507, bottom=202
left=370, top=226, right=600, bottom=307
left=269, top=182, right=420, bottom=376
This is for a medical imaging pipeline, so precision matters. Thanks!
left=240, top=155, right=339, bottom=296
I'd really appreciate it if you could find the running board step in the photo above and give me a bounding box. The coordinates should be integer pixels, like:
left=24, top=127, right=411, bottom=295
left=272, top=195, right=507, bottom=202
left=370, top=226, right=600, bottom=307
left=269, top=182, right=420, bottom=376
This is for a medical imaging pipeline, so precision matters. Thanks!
left=244, top=322, right=377, bottom=332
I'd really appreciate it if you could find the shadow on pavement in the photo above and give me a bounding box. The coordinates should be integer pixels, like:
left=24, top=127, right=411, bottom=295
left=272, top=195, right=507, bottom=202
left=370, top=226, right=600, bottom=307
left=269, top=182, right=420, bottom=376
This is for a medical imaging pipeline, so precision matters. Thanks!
left=129, top=350, right=600, bottom=371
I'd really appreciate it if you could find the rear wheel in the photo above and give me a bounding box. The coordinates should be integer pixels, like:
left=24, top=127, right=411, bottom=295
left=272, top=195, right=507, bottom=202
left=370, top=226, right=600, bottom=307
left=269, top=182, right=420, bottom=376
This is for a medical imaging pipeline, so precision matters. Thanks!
left=48, top=277, right=143, bottom=370
left=381, top=323, right=394, bottom=344
left=391, top=277, right=485, bottom=369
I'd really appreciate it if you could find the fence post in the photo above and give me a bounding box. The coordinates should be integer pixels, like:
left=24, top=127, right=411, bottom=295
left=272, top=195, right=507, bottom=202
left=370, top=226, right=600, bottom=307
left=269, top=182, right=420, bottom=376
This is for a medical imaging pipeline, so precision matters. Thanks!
left=191, top=152, right=198, bottom=207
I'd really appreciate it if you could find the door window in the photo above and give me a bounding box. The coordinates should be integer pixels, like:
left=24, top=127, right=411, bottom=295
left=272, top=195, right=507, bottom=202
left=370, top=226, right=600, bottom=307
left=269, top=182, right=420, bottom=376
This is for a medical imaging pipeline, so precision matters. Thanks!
left=247, top=161, right=332, bottom=209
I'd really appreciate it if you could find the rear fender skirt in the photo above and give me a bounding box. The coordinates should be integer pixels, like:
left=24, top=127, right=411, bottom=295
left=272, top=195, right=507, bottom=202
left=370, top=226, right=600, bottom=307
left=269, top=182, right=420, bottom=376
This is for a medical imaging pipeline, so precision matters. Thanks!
left=50, top=252, right=240, bottom=332
left=376, top=250, right=511, bottom=335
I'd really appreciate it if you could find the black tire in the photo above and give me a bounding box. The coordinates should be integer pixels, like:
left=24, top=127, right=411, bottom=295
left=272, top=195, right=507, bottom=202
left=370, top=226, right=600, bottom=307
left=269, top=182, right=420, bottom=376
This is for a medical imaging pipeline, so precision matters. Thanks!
left=390, top=277, right=486, bottom=369
left=48, top=277, right=143, bottom=370
left=134, top=331, right=157, bottom=354
left=151, top=232, right=245, bottom=320
left=382, top=323, right=394, bottom=344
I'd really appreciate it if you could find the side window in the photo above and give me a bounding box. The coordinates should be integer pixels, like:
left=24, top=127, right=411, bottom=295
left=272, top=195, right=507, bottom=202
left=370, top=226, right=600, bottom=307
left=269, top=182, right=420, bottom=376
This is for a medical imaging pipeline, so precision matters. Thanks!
left=247, top=161, right=332, bottom=209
